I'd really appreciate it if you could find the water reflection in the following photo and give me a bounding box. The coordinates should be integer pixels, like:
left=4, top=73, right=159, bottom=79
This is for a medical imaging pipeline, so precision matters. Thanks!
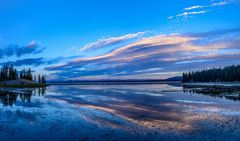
left=183, top=85, right=240, bottom=101
left=45, top=84, right=240, bottom=132
left=0, top=87, right=46, bottom=107
left=0, top=84, right=239, bottom=141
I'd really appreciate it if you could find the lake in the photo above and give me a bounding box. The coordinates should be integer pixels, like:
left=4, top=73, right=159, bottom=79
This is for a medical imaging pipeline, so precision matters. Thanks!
left=0, top=84, right=240, bottom=141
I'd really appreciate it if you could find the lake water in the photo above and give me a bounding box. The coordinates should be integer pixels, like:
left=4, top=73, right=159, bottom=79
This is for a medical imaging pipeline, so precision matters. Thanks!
left=0, top=84, right=240, bottom=141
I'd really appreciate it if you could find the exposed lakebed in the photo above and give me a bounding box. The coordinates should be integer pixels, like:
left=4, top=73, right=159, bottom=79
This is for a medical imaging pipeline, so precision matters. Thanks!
left=0, top=84, right=240, bottom=141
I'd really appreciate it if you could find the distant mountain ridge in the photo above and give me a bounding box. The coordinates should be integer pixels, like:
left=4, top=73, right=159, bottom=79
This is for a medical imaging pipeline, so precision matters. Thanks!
left=165, top=76, right=183, bottom=81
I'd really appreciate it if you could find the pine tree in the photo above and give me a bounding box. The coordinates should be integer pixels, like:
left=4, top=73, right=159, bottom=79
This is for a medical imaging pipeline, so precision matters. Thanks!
left=33, top=75, right=36, bottom=82
left=14, top=69, right=18, bottom=80
left=38, top=75, right=42, bottom=84
left=26, top=68, right=33, bottom=81
left=41, top=75, right=46, bottom=84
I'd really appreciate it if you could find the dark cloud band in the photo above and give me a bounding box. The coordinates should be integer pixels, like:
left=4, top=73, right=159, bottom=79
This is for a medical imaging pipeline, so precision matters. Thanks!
left=0, top=41, right=46, bottom=58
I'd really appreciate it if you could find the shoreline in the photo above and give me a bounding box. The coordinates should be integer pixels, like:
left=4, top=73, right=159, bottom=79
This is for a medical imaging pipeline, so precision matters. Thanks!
left=1, top=81, right=240, bottom=87
left=0, top=84, right=50, bottom=88
left=182, top=82, right=240, bottom=87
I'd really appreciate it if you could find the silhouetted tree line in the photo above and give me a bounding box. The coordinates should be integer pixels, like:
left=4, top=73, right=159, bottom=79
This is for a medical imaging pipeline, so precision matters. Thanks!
left=38, top=75, right=46, bottom=84
left=0, top=65, right=46, bottom=84
left=0, top=65, right=18, bottom=81
left=183, top=65, right=240, bottom=82
left=20, top=68, right=33, bottom=81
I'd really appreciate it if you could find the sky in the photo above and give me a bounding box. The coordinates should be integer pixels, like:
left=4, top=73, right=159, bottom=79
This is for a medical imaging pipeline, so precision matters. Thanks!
left=0, top=0, right=240, bottom=80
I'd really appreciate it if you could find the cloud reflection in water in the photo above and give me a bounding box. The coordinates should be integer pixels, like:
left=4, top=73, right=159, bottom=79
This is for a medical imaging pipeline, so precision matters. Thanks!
left=0, top=84, right=240, bottom=140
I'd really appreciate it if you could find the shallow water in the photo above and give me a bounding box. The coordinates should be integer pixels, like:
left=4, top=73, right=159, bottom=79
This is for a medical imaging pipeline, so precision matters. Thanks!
left=0, top=84, right=240, bottom=141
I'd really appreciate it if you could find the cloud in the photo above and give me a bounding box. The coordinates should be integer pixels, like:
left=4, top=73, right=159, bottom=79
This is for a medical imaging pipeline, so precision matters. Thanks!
left=167, top=16, right=174, bottom=19
left=185, top=28, right=240, bottom=37
left=211, top=1, right=230, bottom=6
left=46, top=35, right=198, bottom=71
left=176, top=11, right=207, bottom=17
left=0, top=41, right=46, bottom=58
left=184, top=5, right=205, bottom=11
left=0, top=58, right=46, bottom=67
left=169, top=0, right=233, bottom=20
left=44, top=28, right=240, bottom=80
left=175, top=60, right=211, bottom=64
left=0, top=56, right=78, bottom=67
left=78, top=32, right=145, bottom=52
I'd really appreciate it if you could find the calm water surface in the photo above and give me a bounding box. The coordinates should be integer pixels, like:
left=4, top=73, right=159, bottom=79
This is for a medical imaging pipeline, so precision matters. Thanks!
left=0, top=84, right=240, bottom=141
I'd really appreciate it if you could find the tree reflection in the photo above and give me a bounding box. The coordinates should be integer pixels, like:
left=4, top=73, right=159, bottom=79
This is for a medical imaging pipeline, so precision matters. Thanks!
left=0, top=92, right=18, bottom=106
left=0, top=87, right=46, bottom=107
left=183, top=85, right=240, bottom=101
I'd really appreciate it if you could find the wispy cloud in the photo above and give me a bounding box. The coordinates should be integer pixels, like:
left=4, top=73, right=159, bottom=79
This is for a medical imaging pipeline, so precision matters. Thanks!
left=0, top=40, right=46, bottom=58
left=169, top=0, right=233, bottom=20
left=45, top=28, right=240, bottom=80
left=211, top=1, right=230, bottom=6
left=167, top=16, right=174, bottom=20
left=176, top=11, right=207, bottom=17
left=184, top=5, right=205, bottom=11
left=78, top=32, right=145, bottom=53
left=175, top=60, right=211, bottom=64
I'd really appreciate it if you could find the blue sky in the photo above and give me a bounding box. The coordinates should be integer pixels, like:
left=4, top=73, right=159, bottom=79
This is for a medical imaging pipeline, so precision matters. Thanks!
left=0, top=0, right=240, bottom=80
